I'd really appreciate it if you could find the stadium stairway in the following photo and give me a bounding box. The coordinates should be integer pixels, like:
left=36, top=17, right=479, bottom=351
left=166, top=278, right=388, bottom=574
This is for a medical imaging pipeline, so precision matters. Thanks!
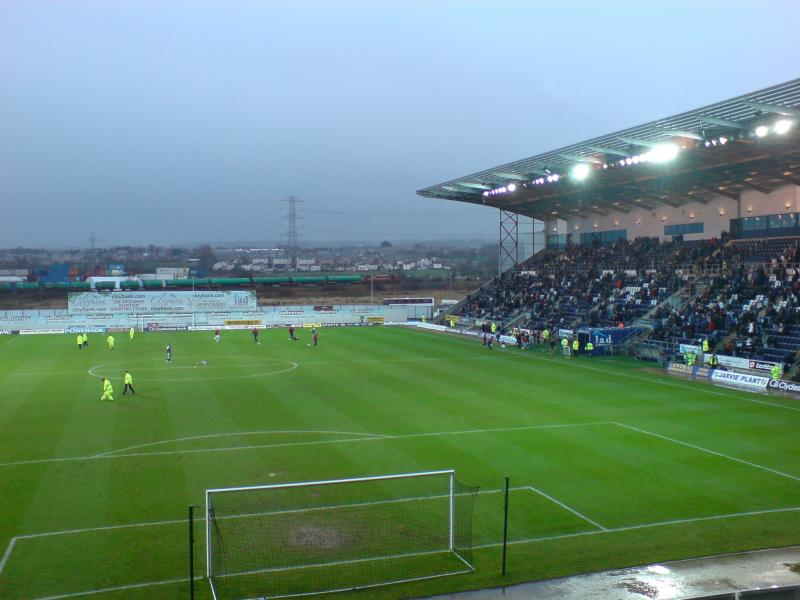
left=634, top=277, right=705, bottom=328
left=503, top=310, right=532, bottom=331
left=434, top=278, right=497, bottom=325
left=715, top=330, right=737, bottom=354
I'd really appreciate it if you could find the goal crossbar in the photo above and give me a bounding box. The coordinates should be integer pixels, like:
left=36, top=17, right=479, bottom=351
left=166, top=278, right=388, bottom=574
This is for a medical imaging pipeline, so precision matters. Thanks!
left=205, top=470, right=476, bottom=599
left=206, top=469, right=454, bottom=495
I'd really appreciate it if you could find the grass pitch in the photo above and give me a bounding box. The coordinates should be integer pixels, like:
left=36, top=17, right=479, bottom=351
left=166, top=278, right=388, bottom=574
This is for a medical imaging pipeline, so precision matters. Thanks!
left=0, top=326, right=799, bottom=599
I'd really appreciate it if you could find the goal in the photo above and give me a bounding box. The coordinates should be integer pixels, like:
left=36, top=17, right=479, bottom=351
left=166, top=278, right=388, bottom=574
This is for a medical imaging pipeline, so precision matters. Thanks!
left=206, top=470, right=478, bottom=599
left=137, top=313, right=193, bottom=332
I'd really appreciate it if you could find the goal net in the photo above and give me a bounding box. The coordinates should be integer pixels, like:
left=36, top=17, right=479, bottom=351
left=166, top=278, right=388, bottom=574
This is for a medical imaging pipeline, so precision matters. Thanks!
left=138, top=313, right=192, bottom=332
left=206, top=470, right=478, bottom=599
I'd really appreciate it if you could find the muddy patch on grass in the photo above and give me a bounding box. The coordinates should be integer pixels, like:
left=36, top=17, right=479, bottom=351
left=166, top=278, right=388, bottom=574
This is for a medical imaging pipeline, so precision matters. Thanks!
left=291, top=526, right=345, bottom=549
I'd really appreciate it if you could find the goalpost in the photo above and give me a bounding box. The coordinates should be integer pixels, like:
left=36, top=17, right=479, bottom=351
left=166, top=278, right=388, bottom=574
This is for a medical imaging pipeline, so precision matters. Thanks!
left=205, top=470, right=478, bottom=600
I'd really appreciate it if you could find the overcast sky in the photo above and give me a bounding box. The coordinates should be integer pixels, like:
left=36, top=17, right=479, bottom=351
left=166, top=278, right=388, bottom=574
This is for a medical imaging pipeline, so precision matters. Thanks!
left=1, top=0, right=799, bottom=248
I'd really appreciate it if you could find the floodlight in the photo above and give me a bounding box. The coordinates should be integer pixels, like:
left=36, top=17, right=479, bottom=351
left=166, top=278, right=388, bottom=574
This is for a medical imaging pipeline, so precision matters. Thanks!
left=571, top=163, right=590, bottom=181
left=719, top=136, right=728, bottom=145
left=507, top=183, right=516, bottom=192
left=647, top=143, right=679, bottom=163
left=755, top=125, right=769, bottom=138
left=774, top=119, right=794, bottom=135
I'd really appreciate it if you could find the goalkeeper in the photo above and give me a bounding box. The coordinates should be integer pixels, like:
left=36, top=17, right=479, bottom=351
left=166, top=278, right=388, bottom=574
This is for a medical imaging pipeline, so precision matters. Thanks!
left=100, top=378, right=114, bottom=402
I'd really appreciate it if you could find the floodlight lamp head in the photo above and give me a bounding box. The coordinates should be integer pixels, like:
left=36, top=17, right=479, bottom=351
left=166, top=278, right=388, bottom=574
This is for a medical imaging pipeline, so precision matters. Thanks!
left=755, top=125, right=769, bottom=138
left=774, top=119, right=794, bottom=135
left=571, top=163, right=590, bottom=181
left=507, top=183, right=516, bottom=192
left=647, top=143, right=679, bottom=163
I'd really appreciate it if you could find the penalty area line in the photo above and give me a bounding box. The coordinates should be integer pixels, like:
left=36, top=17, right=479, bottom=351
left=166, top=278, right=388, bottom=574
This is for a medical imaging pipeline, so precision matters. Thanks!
left=407, top=327, right=800, bottom=414
left=0, top=537, right=17, bottom=579
left=31, top=575, right=203, bottom=600
left=10, top=506, right=800, bottom=599
left=526, top=485, right=607, bottom=531
left=474, top=505, right=800, bottom=550
left=14, top=486, right=531, bottom=540
left=612, top=422, right=800, bottom=484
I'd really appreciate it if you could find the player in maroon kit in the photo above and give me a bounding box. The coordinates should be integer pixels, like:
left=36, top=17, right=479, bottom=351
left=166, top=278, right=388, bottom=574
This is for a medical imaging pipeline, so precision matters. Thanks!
left=288, top=325, right=298, bottom=341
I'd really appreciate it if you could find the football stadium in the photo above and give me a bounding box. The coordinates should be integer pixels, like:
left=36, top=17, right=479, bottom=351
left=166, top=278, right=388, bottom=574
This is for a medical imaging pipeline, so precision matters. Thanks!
left=2, top=78, right=800, bottom=599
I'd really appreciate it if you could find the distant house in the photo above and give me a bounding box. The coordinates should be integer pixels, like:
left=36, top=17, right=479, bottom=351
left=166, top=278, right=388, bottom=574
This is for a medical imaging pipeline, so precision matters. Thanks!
left=271, top=258, right=290, bottom=271
left=296, top=258, right=316, bottom=271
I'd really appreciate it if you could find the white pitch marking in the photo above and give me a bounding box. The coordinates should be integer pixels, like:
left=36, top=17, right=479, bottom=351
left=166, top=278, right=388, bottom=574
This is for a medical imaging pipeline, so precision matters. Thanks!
left=12, top=487, right=525, bottom=541
left=0, top=354, right=500, bottom=380
left=474, top=505, right=800, bottom=550
left=10, top=505, right=800, bottom=599
left=95, top=429, right=387, bottom=457
left=408, top=327, right=800, bottom=413
left=212, top=486, right=531, bottom=522
left=0, top=537, right=16, bottom=579
left=0, top=421, right=610, bottom=467
left=526, top=485, right=607, bottom=531
left=612, top=422, right=800, bottom=483
left=0, top=487, right=527, bottom=584
left=31, top=575, right=202, bottom=600
left=84, top=352, right=509, bottom=382
left=87, top=359, right=298, bottom=382
left=217, top=547, right=459, bottom=578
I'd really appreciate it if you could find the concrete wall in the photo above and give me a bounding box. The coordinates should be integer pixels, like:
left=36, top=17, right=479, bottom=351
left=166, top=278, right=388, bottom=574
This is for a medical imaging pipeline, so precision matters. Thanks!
left=562, top=184, right=800, bottom=242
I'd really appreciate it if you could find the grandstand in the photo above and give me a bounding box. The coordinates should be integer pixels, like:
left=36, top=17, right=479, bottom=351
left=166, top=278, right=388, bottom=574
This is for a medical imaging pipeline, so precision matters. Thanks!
left=4, top=78, right=800, bottom=600
left=419, top=77, right=800, bottom=378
